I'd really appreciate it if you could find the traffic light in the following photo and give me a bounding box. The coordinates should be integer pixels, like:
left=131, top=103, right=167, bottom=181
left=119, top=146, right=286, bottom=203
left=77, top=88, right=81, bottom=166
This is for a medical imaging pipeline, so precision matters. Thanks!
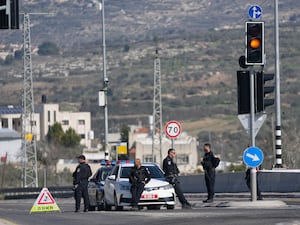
left=245, top=21, right=264, bottom=65
left=0, top=0, right=19, bottom=29
left=237, top=70, right=250, bottom=114
left=256, top=71, right=275, bottom=112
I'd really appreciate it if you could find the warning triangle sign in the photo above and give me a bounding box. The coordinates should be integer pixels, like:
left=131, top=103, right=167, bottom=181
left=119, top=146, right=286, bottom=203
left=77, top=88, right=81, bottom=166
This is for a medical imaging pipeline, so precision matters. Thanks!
left=30, top=187, right=61, bottom=213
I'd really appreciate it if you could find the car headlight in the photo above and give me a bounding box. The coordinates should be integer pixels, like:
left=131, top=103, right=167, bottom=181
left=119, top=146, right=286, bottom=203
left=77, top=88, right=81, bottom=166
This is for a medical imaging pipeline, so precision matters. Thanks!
left=160, top=184, right=173, bottom=190
left=120, top=184, right=130, bottom=191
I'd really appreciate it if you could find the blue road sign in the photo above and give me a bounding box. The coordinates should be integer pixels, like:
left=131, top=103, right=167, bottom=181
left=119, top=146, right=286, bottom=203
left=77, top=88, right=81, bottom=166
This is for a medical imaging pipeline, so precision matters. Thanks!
left=248, top=5, right=262, bottom=19
left=243, top=146, right=264, bottom=167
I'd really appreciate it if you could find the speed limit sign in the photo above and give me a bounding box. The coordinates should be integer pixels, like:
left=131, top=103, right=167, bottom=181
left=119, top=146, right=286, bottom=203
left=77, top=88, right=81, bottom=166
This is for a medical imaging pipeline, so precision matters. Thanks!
left=165, top=120, right=182, bottom=139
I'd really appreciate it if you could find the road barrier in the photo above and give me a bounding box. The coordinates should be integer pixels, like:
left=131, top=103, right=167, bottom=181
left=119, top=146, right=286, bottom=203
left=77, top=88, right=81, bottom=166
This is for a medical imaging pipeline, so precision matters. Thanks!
left=0, top=170, right=299, bottom=199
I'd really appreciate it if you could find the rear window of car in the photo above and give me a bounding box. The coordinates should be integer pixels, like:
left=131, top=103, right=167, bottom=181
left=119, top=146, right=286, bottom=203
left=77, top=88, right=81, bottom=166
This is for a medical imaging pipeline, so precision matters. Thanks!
left=120, top=165, right=164, bottom=179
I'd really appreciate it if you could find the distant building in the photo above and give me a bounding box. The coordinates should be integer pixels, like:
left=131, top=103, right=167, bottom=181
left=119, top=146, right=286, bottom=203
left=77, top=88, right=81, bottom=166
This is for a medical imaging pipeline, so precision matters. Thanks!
left=0, top=103, right=93, bottom=163
left=39, top=103, right=92, bottom=148
left=128, top=125, right=198, bottom=174
left=0, top=128, right=21, bottom=163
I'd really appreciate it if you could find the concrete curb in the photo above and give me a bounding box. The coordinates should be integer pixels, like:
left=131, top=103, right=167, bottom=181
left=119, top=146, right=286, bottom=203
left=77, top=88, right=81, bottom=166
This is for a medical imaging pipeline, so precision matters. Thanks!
left=216, top=200, right=287, bottom=208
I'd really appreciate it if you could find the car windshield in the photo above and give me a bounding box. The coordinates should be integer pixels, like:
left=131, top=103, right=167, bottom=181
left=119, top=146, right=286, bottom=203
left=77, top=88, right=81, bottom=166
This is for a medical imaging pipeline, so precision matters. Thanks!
left=120, top=165, right=164, bottom=179
left=95, top=167, right=113, bottom=182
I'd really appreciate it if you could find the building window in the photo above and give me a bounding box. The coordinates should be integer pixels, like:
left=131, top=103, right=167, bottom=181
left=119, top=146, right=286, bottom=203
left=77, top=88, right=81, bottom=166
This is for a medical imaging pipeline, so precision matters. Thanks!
left=78, top=120, right=85, bottom=125
left=143, top=155, right=156, bottom=163
left=47, top=110, right=50, bottom=122
left=62, top=120, right=69, bottom=125
left=79, top=134, right=85, bottom=139
left=54, top=111, right=56, bottom=122
left=176, top=154, right=189, bottom=165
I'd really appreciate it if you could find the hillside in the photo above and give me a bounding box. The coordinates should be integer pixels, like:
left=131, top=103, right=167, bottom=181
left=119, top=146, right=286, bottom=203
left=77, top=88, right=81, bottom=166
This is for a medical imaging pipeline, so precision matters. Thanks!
left=1, top=0, right=300, bottom=168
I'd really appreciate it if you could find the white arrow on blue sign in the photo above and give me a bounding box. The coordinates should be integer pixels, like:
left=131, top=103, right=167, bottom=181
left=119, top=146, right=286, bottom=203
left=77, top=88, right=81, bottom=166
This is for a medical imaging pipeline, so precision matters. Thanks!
left=243, top=146, right=264, bottom=167
left=248, top=5, right=262, bottom=19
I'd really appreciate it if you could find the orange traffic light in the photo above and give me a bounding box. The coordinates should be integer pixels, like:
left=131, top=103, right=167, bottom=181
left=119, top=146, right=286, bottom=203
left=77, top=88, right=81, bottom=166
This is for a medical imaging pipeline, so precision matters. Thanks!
left=250, top=38, right=260, bottom=49
left=245, top=21, right=264, bottom=65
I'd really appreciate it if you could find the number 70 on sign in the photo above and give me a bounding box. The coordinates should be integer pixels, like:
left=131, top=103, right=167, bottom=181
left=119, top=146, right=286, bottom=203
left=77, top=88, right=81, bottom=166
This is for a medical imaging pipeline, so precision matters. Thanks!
left=165, top=121, right=182, bottom=139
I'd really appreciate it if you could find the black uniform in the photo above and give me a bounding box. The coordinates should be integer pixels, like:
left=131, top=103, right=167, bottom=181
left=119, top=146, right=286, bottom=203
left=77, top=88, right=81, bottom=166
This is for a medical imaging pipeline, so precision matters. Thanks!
left=129, top=166, right=151, bottom=208
left=201, top=151, right=216, bottom=201
left=72, top=162, right=92, bottom=212
left=163, top=155, right=190, bottom=207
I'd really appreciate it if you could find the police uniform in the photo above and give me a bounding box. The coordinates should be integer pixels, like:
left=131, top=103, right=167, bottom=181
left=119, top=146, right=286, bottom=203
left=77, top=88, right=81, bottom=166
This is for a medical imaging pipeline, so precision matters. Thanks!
left=129, top=165, right=151, bottom=208
left=201, top=151, right=216, bottom=202
left=73, top=161, right=92, bottom=212
left=163, top=155, right=191, bottom=208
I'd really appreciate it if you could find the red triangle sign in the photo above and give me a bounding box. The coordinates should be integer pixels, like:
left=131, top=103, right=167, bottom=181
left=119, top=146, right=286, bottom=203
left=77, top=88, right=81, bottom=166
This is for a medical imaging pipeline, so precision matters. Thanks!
left=37, top=188, right=55, bottom=205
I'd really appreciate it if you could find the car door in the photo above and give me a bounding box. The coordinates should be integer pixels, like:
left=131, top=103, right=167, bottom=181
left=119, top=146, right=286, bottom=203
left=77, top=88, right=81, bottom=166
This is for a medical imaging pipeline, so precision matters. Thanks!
left=104, top=165, right=119, bottom=204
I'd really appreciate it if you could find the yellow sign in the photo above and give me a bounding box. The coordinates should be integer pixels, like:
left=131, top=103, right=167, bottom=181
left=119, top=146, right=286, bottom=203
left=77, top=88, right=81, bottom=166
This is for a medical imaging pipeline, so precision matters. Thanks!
left=25, top=133, right=33, bottom=141
left=117, top=142, right=127, bottom=154
left=30, top=187, right=61, bottom=213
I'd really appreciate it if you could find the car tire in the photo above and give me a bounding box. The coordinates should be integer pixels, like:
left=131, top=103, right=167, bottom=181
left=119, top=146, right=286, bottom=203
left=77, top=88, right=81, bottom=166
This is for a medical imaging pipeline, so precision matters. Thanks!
left=147, top=205, right=160, bottom=210
left=114, top=194, right=123, bottom=211
left=103, top=197, right=112, bottom=211
left=97, top=203, right=104, bottom=211
left=166, top=205, right=175, bottom=210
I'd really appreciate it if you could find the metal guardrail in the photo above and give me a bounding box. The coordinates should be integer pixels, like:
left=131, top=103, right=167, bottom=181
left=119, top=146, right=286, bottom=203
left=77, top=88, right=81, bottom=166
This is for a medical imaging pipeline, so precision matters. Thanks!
left=0, top=186, right=74, bottom=200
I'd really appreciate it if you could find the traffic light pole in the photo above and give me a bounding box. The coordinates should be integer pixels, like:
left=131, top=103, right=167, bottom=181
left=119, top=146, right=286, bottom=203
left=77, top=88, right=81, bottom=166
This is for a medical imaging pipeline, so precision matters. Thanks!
left=274, top=0, right=282, bottom=168
left=249, top=66, right=257, bottom=201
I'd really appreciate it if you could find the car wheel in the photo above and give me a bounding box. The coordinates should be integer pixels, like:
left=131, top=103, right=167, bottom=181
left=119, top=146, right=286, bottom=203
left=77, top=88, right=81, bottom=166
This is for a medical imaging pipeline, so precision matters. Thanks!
left=147, top=205, right=160, bottom=210
left=97, top=202, right=104, bottom=211
left=114, top=194, right=123, bottom=211
left=103, top=196, right=112, bottom=211
left=166, top=205, right=175, bottom=210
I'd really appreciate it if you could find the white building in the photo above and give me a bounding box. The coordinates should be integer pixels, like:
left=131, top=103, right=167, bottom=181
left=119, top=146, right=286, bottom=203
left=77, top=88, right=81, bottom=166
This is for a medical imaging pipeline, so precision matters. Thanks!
left=129, top=126, right=198, bottom=174
left=0, top=104, right=93, bottom=163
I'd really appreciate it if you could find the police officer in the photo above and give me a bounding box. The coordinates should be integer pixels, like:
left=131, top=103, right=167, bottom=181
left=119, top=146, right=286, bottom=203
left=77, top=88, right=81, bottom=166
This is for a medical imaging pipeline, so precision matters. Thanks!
left=163, top=148, right=191, bottom=209
left=72, top=155, right=92, bottom=212
left=201, top=143, right=216, bottom=203
left=129, top=158, right=151, bottom=210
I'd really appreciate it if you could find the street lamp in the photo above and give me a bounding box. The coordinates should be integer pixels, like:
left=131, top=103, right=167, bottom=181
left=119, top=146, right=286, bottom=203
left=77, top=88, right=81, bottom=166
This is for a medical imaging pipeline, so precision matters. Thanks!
left=95, top=0, right=109, bottom=160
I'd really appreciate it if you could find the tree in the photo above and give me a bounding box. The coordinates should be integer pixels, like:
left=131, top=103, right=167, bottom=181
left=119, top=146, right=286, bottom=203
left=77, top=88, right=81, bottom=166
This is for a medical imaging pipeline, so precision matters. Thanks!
left=120, top=124, right=130, bottom=142
left=61, top=128, right=81, bottom=147
left=38, top=42, right=60, bottom=56
left=47, top=122, right=64, bottom=144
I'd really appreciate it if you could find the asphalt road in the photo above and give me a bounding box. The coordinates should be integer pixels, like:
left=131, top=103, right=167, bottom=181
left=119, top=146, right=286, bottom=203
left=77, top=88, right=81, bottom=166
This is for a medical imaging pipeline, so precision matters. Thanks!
left=0, top=197, right=299, bottom=225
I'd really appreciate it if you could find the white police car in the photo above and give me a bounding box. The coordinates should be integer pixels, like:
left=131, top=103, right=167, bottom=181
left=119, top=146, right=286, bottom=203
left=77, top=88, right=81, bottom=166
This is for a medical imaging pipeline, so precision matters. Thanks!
left=88, top=161, right=114, bottom=211
left=103, top=161, right=176, bottom=210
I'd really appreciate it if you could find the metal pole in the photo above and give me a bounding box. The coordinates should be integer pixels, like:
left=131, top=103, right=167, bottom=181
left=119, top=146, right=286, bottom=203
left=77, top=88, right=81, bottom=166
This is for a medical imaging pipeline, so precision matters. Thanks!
left=101, top=0, right=109, bottom=160
left=274, top=0, right=282, bottom=168
left=249, top=66, right=257, bottom=201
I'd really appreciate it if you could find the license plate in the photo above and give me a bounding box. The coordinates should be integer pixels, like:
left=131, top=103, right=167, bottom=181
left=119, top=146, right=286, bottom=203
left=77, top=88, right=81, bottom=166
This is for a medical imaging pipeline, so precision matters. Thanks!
left=141, top=194, right=158, bottom=199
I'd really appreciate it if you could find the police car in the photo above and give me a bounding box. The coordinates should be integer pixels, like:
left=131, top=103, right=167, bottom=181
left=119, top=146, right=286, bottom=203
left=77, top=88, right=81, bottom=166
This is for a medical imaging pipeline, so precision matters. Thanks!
left=103, top=161, right=176, bottom=210
left=88, top=161, right=114, bottom=211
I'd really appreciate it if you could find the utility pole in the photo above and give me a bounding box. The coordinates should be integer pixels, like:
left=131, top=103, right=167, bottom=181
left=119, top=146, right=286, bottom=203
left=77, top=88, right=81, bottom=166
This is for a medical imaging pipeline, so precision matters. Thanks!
left=152, top=49, right=162, bottom=164
left=21, top=13, right=38, bottom=187
left=100, top=0, right=109, bottom=160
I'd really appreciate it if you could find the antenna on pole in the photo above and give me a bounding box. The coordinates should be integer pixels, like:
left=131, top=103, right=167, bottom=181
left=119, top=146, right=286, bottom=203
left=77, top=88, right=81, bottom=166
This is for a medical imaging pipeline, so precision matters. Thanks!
left=21, top=12, right=55, bottom=187
left=152, top=49, right=163, bottom=164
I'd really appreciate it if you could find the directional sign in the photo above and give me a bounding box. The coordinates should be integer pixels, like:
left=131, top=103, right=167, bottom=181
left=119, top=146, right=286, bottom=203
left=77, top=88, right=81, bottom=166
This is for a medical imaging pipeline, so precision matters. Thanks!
left=248, top=5, right=262, bottom=19
left=165, top=120, right=181, bottom=139
left=243, top=146, right=264, bottom=168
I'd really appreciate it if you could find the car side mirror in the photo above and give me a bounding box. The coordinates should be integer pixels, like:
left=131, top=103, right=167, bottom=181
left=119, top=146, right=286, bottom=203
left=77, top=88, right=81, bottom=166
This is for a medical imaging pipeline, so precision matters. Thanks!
left=108, top=175, right=116, bottom=180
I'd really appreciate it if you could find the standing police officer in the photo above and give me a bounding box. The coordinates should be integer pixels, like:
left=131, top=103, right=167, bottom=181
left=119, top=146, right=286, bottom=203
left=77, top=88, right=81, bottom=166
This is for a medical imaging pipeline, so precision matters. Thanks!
left=129, top=158, right=151, bottom=210
left=201, top=143, right=217, bottom=203
left=72, top=155, right=92, bottom=212
left=163, top=148, right=191, bottom=209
